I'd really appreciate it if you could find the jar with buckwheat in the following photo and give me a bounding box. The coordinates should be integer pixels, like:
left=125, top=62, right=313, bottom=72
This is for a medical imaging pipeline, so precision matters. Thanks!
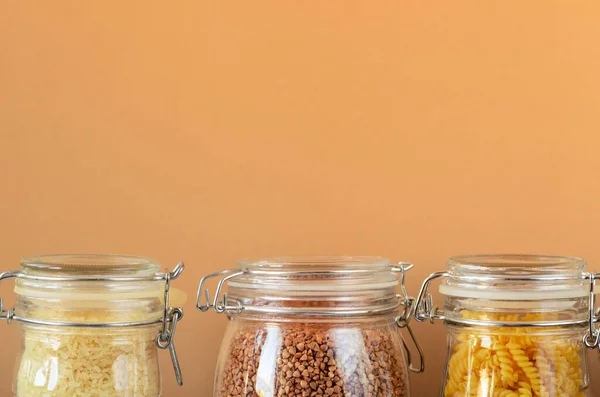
left=197, top=256, right=421, bottom=397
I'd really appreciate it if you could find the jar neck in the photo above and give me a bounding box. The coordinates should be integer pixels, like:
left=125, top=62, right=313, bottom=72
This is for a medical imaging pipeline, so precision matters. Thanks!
left=443, top=295, right=590, bottom=327
left=230, top=309, right=400, bottom=324
left=227, top=282, right=402, bottom=318
left=19, top=322, right=161, bottom=335
left=445, top=322, right=588, bottom=335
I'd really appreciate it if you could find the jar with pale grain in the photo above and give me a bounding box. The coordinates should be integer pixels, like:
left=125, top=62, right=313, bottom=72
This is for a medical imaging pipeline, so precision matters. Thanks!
left=0, top=254, right=186, bottom=397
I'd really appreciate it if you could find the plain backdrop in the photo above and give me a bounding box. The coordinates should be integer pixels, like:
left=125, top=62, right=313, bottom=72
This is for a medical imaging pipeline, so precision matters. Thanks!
left=1, top=1, right=600, bottom=396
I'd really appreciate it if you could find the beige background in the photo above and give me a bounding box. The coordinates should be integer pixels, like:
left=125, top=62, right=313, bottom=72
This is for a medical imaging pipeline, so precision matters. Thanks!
left=1, top=1, right=600, bottom=396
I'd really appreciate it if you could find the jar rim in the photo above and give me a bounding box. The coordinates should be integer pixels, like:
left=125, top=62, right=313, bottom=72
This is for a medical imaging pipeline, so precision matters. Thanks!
left=237, top=256, right=392, bottom=273
left=447, top=254, right=587, bottom=277
left=20, top=254, right=161, bottom=276
left=230, top=256, right=400, bottom=291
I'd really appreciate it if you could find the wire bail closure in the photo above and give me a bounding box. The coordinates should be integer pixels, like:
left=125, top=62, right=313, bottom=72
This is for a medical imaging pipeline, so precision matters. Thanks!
left=413, top=271, right=449, bottom=324
left=157, top=262, right=185, bottom=386
left=0, top=271, right=19, bottom=323
left=0, top=262, right=186, bottom=386
left=197, top=262, right=426, bottom=373
left=410, top=271, right=600, bottom=353
left=584, top=272, right=600, bottom=350
left=392, top=262, right=425, bottom=374
left=196, top=268, right=246, bottom=316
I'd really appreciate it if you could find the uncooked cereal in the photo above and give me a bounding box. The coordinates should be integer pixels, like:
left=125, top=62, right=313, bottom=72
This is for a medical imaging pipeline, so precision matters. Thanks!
left=15, top=310, right=161, bottom=397
left=217, top=322, right=409, bottom=397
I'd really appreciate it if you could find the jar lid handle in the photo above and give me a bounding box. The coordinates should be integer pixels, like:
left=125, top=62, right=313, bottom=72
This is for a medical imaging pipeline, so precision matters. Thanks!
left=414, top=271, right=449, bottom=324
left=392, top=263, right=426, bottom=374
left=0, top=270, right=20, bottom=323
left=157, top=262, right=186, bottom=386
left=584, top=272, right=600, bottom=351
left=400, top=323, right=425, bottom=374
left=196, top=268, right=245, bottom=315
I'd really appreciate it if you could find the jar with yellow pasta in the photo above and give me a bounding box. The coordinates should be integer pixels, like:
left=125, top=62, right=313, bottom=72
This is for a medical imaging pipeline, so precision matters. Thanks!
left=409, top=255, right=600, bottom=397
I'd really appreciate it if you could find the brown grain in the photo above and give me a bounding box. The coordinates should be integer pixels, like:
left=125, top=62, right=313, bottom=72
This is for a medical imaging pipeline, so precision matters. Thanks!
left=218, top=324, right=409, bottom=397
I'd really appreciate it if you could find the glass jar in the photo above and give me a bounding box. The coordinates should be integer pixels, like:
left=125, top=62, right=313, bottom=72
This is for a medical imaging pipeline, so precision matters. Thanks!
left=0, top=254, right=186, bottom=397
left=410, top=254, right=599, bottom=397
left=196, top=256, right=422, bottom=397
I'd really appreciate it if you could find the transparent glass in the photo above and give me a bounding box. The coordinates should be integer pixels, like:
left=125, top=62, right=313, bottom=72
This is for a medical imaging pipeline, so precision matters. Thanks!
left=15, top=325, right=161, bottom=397
left=439, top=255, right=593, bottom=397
left=215, top=315, right=410, bottom=397
left=212, top=256, right=412, bottom=397
left=442, top=321, right=591, bottom=397
left=11, top=254, right=165, bottom=397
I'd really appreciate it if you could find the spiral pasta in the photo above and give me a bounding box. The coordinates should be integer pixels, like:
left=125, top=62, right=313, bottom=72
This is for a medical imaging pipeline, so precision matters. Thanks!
left=443, top=312, right=587, bottom=397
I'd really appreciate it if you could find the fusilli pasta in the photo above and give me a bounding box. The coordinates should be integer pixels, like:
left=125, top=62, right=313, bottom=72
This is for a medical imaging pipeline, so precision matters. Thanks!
left=443, top=311, right=587, bottom=397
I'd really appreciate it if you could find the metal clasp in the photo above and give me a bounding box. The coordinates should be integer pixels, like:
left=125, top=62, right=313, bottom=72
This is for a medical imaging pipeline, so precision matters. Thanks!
left=584, top=272, right=600, bottom=351
left=0, top=271, right=20, bottom=323
left=196, top=268, right=245, bottom=315
left=157, top=307, right=184, bottom=386
left=392, top=262, right=424, bottom=374
left=393, top=262, right=415, bottom=327
left=157, top=262, right=185, bottom=386
left=413, top=271, right=448, bottom=323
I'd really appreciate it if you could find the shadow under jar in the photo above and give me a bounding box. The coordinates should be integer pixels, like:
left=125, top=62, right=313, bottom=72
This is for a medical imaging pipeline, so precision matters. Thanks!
left=411, top=254, right=600, bottom=397
left=0, top=254, right=186, bottom=397
left=197, top=256, right=421, bottom=397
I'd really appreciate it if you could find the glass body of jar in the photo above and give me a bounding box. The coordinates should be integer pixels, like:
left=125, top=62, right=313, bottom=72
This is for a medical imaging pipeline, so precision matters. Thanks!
left=216, top=313, right=409, bottom=397
left=0, top=254, right=185, bottom=397
left=442, top=323, right=590, bottom=397
left=414, top=255, right=594, bottom=397
left=199, top=256, right=416, bottom=397
left=15, top=324, right=162, bottom=397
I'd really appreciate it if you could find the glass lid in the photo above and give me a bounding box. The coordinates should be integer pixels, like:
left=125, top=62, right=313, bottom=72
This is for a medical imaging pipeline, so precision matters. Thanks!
left=447, top=254, right=586, bottom=277
left=440, top=254, right=590, bottom=300
left=238, top=256, right=393, bottom=271
left=13, top=254, right=167, bottom=301
left=230, top=256, right=399, bottom=291
left=197, top=256, right=413, bottom=316
left=20, top=254, right=161, bottom=277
